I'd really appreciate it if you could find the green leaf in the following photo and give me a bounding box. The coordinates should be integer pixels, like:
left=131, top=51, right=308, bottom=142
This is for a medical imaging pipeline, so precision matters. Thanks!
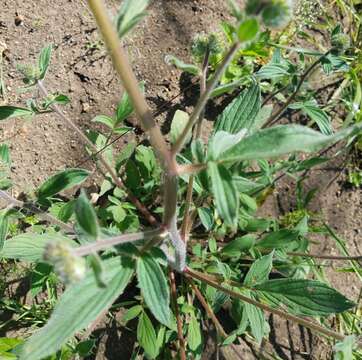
left=92, top=115, right=114, bottom=129
left=137, top=254, right=172, bottom=328
left=222, top=234, right=256, bottom=257
left=188, top=314, right=202, bottom=352
left=122, top=305, right=143, bottom=324
left=75, top=191, right=99, bottom=242
left=0, top=210, right=9, bottom=251
left=244, top=252, right=273, bottom=286
left=37, top=168, right=89, bottom=199
left=219, top=124, right=360, bottom=164
left=233, top=176, right=264, bottom=195
left=137, top=311, right=158, bottom=359
left=89, top=253, right=106, bottom=288
left=1, top=233, right=74, bottom=262
left=214, top=84, right=261, bottom=134
left=255, top=279, right=355, bottom=316
left=0, top=106, right=33, bottom=121
left=244, top=295, right=265, bottom=343
left=170, top=110, right=191, bottom=145
left=18, top=257, right=134, bottom=360
left=38, top=44, right=52, bottom=79
left=165, top=55, right=200, bottom=76
left=289, top=101, right=332, bottom=135
left=208, top=130, right=247, bottom=160
left=256, top=63, right=289, bottom=79
left=208, top=162, right=238, bottom=226
left=237, top=18, right=259, bottom=42
left=257, top=229, right=299, bottom=249
left=116, top=0, right=149, bottom=38
left=197, top=207, right=214, bottom=231
left=251, top=104, right=273, bottom=132
left=334, top=335, right=356, bottom=360
left=116, top=91, right=134, bottom=125
left=210, top=80, right=243, bottom=98
left=0, top=144, right=11, bottom=166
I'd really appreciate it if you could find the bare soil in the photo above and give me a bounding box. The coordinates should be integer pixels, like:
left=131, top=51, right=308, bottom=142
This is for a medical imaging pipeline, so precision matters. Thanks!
left=0, top=1, right=361, bottom=359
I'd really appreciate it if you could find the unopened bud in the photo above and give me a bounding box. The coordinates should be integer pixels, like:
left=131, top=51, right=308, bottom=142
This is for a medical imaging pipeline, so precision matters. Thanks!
left=331, top=33, right=350, bottom=54
left=191, top=32, right=223, bottom=63
left=44, top=241, right=86, bottom=284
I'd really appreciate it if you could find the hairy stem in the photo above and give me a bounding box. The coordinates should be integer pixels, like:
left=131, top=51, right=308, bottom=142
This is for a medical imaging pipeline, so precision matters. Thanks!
left=37, top=80, right=158, bottom=226
left=180, top=51, right=209, bottom=241
left=87, top=0, right=173, bottom=171
left=185, top=267, right=345, bottom=341
left=0, top=190, right=74, bottom=233
left=73, top=228, right=165, bottom=257
left=169, top=270, right=186, bottom=360
left=172, top=42, right=240, bottom=155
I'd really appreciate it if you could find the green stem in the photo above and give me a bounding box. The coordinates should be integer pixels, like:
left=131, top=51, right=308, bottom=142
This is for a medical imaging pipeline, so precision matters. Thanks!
left=172, top=42, right=240, bottom=155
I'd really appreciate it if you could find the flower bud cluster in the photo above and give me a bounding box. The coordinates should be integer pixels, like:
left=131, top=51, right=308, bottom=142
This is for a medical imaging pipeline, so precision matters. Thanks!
left=44, top=241, right=86, bottom=284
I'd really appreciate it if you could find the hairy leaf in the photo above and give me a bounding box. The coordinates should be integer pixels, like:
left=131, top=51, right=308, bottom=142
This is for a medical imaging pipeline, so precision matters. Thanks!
left=170, top=110, right=191, bottom=145
left=116, top=0, right=149, bottom=38
left=18, top=257, right=134, bottom=360
left=137, top=254, right=172, bottom=328
left=75, top=191, right=99, bottom=242
left=208, top=162, right=238, bottom=226
left=214, top=84, right=260, bottom=134
left=219, top=124, right=360, bottom=163
left=165, top=55, right=200, bottom=76
left=0, top=210, right=9, bottom=251
left=244, top=252, right=273, bottom=286
left=0, top=144, right=11, bottom=166
left=38, top=44, right=52, bottom=80
left=1, top=233, right=74, bottom=262
left=37, top=168, right=89, bottom=199
left=255, top=279, right=355, bottom=316
left=257, top=229, right=299, bottom=249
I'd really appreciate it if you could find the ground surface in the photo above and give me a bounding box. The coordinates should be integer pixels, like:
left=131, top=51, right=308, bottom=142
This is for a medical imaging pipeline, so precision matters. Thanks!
left=0, top=0, right=361, bottom=359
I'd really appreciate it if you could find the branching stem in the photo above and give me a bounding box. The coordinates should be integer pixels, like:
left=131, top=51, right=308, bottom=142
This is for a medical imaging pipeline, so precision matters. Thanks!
left=185, top=267, right=345, bottom=341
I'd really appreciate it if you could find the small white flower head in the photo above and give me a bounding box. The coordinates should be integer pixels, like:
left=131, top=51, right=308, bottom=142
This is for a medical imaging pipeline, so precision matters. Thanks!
left=44, top=241, right=86, bottom=284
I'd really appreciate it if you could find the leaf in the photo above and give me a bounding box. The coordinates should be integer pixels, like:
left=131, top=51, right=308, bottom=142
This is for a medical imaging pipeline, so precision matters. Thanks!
left=0, top=210, right=9, bottom=251
left=170, top=110, right=191, bottom=145
left=334, top=335, right=356, bottom=360
left=244, top=252, right=273, bottom=286
left=256, top=63, right=290, bottom=79
left=257, top=229, right=299, bottom=249
left=1, top=233, right=74, bottom=262
left=208, top=130, right=247, bottom=160
left=116, top=91, right=134, bottom=125
left=165, top=55, right=200, bottom=76
left=289, top=101, right=332, bottom=135
left=214, top=84, right=261, bottom=134
left=18, top=257, right=134, bottom=360
left=244, top=296, right=265, bottom=343
left=237, top=18, right=259, bottom=42
left=0, top=144, right=11, bottom=166
left=208, top=162, right=238, bottom=226
left=37, top=168, right=89, bottom=199
left=255, top=279, right=355, bottom=316
left=116, top=0, right=149, bottom=38
left=75, top=191, right=99, bottom=242
left=38, top=44, right=52, bottom=79
left=232, top=176, right=264, bottom=194
left=0, top=106, right=33, bottom=121
left=219, top=124, right=361, bottom=163
left=188, top=314, right=202, bottom=352
left=197, top=207, right=214, bottom=231
left=222, top=235, right=256, bottom=257
left=92, top=115, right=114, bottom=129
left=251, top=104, right=273, bottom=132
left=137, top=311, right=158, bottom=359
left=122, top=305, right=143, bottom=324
left=210, top=80, right=243, bottom=98
left=137, top=254, right=172, bottom=328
